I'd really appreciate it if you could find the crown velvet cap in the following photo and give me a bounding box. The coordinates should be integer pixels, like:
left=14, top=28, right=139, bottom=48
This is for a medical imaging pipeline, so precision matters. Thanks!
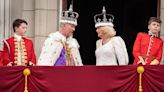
left=94, top=6, right=114, bottom=28
left=60, top=4, right=79, bottom=26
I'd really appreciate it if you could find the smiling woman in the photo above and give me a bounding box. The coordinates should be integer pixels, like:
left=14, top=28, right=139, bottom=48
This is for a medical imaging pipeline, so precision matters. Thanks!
left=64, top=0, right=160, bottom=65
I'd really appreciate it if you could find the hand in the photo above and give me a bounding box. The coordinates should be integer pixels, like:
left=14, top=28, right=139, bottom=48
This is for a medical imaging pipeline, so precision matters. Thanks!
left=150, top=59, right=159, bottom=65
left=7, top=62, right=14, bottom=66
left=138, top=56, right=146, bottom=65
left=28, top=62, right=35, bottom=66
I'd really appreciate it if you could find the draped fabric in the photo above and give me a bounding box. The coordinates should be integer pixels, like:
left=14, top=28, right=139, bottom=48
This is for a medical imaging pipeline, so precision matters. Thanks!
left=54, top=48, right=66, bottom=66
left=0, top=65, right=164, bottom=92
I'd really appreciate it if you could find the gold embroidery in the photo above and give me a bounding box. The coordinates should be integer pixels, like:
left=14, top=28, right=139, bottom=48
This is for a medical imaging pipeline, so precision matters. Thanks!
left=24, top=52, right=27, bottom=55
left=14, top=61, right=18, bottom=64
left=14, top=53, right=18, bottom=56
left=62, top=42, right=75, bottom=66
left=14, top=37, right=28, bottom=65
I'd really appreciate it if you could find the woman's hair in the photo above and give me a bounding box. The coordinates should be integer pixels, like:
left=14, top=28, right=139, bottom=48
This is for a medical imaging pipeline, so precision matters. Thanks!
left=99, top=26, right=116, bottom=37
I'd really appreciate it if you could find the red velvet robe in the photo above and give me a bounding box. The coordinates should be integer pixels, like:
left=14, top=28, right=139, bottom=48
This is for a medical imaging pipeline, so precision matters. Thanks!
left=3, top=36, right=36, bottom=66
left=133, top=32, right=163, bottom=64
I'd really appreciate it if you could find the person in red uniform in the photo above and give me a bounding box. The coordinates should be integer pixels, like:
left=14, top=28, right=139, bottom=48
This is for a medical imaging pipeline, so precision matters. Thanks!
left=3, top=19, right=36, bottom=66
left=133, top=17, right=163, bottom=65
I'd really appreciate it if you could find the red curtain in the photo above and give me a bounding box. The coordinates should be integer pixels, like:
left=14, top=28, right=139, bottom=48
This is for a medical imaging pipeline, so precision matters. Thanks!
left=0, top=65, right=164, bottom=92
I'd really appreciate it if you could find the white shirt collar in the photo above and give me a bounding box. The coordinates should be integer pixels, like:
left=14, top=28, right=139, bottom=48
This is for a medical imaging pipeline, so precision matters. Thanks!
left=14, top=34, right=22, bottom=41
left=148, top=31, right=158, bottom=37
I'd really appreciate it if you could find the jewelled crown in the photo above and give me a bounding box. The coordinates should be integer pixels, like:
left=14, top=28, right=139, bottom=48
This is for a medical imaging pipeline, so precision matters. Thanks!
left=94, top=6, right=114, bottom=28
left=60, top=4, right=79, bottom=26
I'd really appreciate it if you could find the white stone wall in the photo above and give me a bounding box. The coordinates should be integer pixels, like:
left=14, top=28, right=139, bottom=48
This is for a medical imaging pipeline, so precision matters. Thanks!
left=2, top=0, right=60, bottom=61
left=0, top=0, right=11, bottom=50
left=35, top=0, right=60, bottom=60
left=0, top=0, right=5, bottom=50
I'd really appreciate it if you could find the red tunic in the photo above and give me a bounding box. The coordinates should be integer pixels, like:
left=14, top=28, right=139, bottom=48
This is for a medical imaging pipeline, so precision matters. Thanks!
left=133, top=32, right=163, bottom=64
left=3, top=36, right=36, bottom=65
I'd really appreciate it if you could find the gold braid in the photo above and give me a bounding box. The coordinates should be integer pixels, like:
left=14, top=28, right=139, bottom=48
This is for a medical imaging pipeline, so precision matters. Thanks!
left=62, top=42, right=75, bottom=66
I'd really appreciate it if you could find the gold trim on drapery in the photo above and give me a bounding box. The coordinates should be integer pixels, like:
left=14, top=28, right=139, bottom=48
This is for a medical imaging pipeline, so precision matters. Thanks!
left=23, top=68, right=31, bottom=92
left=137, top=66, right=145, bottom=92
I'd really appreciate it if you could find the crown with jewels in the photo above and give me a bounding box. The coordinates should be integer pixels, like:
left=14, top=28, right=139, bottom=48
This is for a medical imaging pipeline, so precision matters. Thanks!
left=94, top=6, right=114, bottom=28
left=60, top=4, right=79, bottom=26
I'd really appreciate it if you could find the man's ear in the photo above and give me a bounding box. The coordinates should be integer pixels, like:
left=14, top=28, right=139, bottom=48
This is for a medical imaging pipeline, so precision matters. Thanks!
left=15, top=27, right=18, bottom=31
left=148, top=25, right=150, bottom=30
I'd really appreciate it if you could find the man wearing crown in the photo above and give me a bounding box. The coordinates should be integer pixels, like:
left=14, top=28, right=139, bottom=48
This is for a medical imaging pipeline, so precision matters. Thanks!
left=133, top=17, right=163, bottom=65
left=37, top=5, right=83, bottom=66
left=3, top=19, right=36, bottom=66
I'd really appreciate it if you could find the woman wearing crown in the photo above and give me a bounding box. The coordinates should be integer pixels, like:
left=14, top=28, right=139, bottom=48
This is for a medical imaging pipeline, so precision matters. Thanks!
left=37, top=5, right=83, bottom=66
left=94, top=7, right=129, bottom=65
left=133, top=17, right=163, bottom=65
left=3, top=19, right=36, bottom=66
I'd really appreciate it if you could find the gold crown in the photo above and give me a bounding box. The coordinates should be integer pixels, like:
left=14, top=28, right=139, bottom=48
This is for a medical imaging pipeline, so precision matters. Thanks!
left=60, top=4, right=79, bottom=26
left=94, top=6, right=114, bottom=28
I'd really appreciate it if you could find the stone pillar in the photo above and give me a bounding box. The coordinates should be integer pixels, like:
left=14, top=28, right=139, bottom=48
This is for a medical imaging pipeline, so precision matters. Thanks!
left=160, top=0, right=164, bottom=63
left=0, top=0, right=5, bottom=50
left=35, top=0, right=60, bottom=60
left=22, top=0, right=35, bottom=40
left=0, top=0, right=11, bottom=50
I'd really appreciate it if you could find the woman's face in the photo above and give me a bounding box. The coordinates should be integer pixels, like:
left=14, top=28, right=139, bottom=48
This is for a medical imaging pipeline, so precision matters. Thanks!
left=148, top=21, right=160, bottom=34
left=96, top=27, right=105, bottom=38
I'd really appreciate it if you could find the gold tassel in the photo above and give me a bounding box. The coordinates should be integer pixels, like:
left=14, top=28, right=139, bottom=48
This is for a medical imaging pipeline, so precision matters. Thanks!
left=23, top=68, right=31, bottom=92
left=137, top=66, right=145, bottom=92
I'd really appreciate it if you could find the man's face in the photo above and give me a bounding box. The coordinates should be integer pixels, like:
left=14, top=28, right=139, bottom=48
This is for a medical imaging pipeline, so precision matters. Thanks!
left=15, top=23, right=27, bottom=36
left=64, top=23, right=76, bottom=37
left=148, top=22, right=160, bottom=34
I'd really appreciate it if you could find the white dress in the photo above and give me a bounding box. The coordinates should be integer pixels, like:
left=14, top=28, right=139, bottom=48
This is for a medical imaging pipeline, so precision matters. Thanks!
left=95, top=36, right=129, bottom=66
left=37, top=32, right=83, bottom=66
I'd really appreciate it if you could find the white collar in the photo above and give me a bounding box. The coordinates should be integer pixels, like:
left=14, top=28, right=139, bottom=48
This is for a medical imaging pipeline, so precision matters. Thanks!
left=57, top=32, right=67, bottom=42
left=49, top=32, right=73, bottom=43
left=49, top=32, right=66, bottom=43
left=148, top=31, right=158, bottom=37
left=14, top=34, right=22, bottom=41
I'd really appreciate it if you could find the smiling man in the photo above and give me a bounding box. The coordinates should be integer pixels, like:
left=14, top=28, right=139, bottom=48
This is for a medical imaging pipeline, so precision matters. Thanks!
left=37, top=4, right=83, bottom=66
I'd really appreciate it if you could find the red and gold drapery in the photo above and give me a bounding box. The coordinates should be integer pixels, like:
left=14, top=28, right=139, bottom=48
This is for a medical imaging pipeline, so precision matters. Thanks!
left=0, top=65, right=164, bottom=92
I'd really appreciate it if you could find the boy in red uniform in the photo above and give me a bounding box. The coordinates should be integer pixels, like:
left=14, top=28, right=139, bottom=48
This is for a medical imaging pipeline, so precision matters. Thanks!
left=133, top=17, right=163, bottom=65
left=3, top=19, right=36, bottom=66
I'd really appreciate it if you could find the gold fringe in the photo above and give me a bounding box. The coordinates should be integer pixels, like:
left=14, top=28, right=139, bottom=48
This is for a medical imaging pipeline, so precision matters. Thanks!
left=137, top=66, right=145, bottom=92
left=23, top=68, right=31, bottom=92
